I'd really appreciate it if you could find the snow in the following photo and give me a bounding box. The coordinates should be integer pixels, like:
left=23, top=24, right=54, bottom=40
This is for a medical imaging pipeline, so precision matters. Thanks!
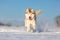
left=0, top=26, right=60, bottom=40
left=0, top=32, right=60, bottom=40
left=0, top=26, right=26, bottom=32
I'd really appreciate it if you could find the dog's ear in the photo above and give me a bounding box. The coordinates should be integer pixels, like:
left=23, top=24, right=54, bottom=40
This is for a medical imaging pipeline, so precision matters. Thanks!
left=31, top=9, right=34, bottom=13
left=25, top=8, right=34, bottom=14
left=36, top=9, right=42, bottom=16
left=25, top=8, right=28, bottom=13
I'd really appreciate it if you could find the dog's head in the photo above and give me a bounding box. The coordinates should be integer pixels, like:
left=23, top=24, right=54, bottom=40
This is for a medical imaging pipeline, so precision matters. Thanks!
left=25, top=8, right=35, bottom=20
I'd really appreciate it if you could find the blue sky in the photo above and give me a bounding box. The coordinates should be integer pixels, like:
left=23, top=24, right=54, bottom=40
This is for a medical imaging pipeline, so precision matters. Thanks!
left=0, top=0, right=60, bottom=26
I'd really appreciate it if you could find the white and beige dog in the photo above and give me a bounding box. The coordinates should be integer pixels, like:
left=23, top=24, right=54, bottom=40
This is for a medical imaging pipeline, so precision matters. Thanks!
left=25, top=8, right=41, bottom=32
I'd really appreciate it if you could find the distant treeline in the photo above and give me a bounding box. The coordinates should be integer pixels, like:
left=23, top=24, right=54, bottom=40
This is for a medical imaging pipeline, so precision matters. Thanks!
left=56, top=15, right=60, bottom=27
left=0, top=22, right=12, bottom=26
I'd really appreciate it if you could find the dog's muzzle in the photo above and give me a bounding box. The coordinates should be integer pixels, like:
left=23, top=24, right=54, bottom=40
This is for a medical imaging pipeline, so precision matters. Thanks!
left=29, top=16, right=32, bottom=20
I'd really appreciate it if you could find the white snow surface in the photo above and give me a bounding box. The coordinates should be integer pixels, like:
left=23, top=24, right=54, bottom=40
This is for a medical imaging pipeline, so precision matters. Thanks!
left=0, top=26, right=60, bottom=40
left=0, top=26, right=26, bottom=32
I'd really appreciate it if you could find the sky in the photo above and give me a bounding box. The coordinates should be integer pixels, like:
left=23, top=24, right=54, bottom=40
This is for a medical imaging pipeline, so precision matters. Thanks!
left=0, top=0, right=60, bottom=26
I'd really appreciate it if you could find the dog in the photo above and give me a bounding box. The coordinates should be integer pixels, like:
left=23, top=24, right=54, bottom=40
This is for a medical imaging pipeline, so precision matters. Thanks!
left=25, top=8, right=41, bottom=32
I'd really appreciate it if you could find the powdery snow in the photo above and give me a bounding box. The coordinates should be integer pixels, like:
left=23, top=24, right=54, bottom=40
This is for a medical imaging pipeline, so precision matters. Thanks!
left=0, top=26, right=60, bottom=40
left=0, top=32, right=60, bottom=40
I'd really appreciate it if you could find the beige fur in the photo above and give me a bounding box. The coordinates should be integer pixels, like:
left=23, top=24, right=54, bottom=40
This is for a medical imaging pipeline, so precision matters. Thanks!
left=25, top=8, right=41, bottom=32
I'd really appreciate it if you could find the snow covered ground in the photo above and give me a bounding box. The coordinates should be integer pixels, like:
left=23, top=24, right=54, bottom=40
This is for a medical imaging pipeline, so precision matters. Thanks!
left=0, top=26, right=60, bottom=40
left=0, top=32, right=60, bottom=40
left=0, top=26, right=26, bottom=32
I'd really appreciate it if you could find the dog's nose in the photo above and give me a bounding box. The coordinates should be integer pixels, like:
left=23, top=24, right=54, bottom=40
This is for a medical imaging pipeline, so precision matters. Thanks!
left=29, top=16, right=32, bottom=20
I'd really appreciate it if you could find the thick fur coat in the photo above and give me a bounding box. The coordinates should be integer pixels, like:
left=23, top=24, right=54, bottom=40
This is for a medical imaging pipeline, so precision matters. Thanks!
left=25, top=8, right=41, bottom=32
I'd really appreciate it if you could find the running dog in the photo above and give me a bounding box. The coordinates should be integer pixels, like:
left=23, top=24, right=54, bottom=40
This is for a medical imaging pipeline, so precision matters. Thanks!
left=25, top=8, right=41, bottom=32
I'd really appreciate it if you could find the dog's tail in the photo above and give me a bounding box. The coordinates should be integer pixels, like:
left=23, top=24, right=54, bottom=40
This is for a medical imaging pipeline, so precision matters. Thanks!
left=36, top=9, right=42, bottom=16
